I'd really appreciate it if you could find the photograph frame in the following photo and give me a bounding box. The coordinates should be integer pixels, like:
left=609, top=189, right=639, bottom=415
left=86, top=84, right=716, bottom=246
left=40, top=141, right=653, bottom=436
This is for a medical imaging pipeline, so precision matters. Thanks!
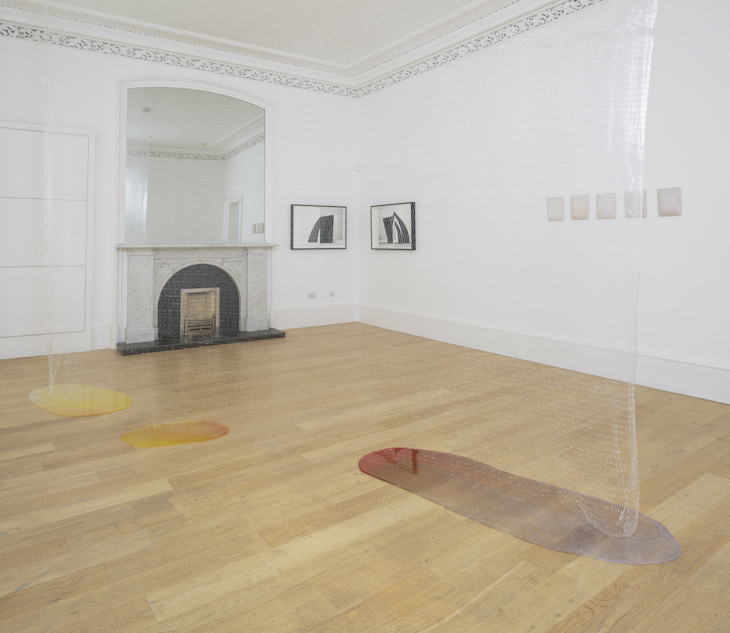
left=370, top=202, right=416, bottom=250
left=290, top=204, right=347, bottom=250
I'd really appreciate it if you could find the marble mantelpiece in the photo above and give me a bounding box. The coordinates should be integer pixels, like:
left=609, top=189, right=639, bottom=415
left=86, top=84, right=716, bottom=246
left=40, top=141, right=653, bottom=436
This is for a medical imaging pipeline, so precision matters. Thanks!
left=117, top=244, right=276, bottom=345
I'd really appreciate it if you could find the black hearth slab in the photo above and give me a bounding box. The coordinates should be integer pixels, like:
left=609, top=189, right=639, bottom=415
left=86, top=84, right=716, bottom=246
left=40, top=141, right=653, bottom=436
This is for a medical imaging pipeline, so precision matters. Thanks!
left=116, top=329, right=286, bottom=356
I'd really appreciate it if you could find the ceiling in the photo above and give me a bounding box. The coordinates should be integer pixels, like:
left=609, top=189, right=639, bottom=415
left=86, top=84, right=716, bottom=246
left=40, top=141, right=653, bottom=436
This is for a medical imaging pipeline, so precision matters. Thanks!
left=127, top=87, right=264, bottom=151
left=2, top=0, right=562, bottom=78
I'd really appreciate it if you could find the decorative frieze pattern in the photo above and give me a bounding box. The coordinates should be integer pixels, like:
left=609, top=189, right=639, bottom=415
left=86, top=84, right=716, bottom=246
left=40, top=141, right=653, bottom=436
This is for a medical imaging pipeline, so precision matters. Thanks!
left=0, top=0, right=604, bottom=98
left=126, top=133, right=265, bottom=161
left=355, top=0, right=605, bottom=97
left=0, top=21, right=355, bottom=97
left=1, top=0, right=604, bottom=98
left=127, top=149, right=224, bottom=160
left=222, top=133, right=265, bottom=160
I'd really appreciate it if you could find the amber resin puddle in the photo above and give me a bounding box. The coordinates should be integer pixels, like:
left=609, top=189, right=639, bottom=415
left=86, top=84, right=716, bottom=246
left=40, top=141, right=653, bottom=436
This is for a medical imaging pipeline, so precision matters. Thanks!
left=121, top=421, right=229, bottom=447
left=359, top=448, right=680, bottom=565
left=29, top=384, right=132, bottom=417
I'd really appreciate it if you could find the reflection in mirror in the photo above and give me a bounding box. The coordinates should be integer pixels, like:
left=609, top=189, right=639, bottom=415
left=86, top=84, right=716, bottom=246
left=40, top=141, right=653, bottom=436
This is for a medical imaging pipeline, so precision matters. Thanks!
left=125, top=123, right=150, bottom=243
left=124, top=87, right=265, bottom=245
left=225, top=196, right=243, bottom=244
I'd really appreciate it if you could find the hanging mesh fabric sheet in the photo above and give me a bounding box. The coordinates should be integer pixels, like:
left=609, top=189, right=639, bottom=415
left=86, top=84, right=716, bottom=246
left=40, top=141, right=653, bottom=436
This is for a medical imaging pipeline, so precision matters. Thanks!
left=355, top=0, right=674, bottom=562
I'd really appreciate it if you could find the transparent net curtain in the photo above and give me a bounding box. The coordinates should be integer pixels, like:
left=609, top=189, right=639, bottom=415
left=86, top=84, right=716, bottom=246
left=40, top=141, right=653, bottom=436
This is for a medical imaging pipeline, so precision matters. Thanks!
left=36, top=0, right=663, bottom=559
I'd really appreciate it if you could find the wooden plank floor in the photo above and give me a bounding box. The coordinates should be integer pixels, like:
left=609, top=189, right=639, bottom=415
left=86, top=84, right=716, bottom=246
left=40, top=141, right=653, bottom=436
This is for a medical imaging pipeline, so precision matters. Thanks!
left=1, top=322, right=729, bottom=633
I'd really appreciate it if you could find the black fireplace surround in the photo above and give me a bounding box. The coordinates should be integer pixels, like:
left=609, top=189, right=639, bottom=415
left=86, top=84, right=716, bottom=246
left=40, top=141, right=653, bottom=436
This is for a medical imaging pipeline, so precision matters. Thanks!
left=157, top=264, right=239, bottom=340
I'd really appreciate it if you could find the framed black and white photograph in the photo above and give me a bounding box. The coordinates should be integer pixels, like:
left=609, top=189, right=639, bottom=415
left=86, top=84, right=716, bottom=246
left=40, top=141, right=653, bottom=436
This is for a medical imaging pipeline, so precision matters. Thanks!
left=291, top=205, right=347, bottom=249
left=371, top=202, right=416, bottom=250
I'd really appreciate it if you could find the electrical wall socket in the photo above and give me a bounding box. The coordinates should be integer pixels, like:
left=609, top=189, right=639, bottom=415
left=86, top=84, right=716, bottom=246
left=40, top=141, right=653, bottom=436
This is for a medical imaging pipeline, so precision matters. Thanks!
left=307, top=292, right=316, bottom=299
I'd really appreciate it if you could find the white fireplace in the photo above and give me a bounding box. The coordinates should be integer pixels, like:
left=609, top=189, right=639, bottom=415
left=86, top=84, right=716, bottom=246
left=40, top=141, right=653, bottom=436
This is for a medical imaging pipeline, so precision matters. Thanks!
left=116, top=244, right=275, bottom=344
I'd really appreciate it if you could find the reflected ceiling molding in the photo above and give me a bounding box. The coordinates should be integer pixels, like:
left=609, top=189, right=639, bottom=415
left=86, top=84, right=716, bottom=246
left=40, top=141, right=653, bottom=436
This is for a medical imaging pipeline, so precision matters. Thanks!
left=222, top=132, right=265, bottom=160
left=0, top=0, right=604, bottom=98
left=127, top=148, right=224, bottom=160
left=126, top=133, right=264, bottom=161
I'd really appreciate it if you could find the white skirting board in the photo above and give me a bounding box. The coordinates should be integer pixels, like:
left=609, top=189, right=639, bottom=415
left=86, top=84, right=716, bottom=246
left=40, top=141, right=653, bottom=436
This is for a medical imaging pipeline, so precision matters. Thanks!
left=0, top=336, right=47, bottom=360
left=273, top=304, right=358, bottom=331
left=358, top=304, right=730, bottom=405
left=92, top=325, right=114, bottom=350
left=635, top=353, right=730, bottom=405
left=0, top=331, right=95, bottom=361
left=7, top=303, right=727, bottom=405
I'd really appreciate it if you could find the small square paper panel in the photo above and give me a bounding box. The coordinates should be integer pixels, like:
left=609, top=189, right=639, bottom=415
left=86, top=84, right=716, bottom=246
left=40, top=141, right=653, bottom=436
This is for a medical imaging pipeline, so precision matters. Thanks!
left=596, top=193, right=617, bottom=219
left=570, top=194, right=589, bottom=220
left=657, top=187, right=682, bottom=216
left=547, top=197, right=564, bottom=221
left=624, top=190, right=647, bottom=218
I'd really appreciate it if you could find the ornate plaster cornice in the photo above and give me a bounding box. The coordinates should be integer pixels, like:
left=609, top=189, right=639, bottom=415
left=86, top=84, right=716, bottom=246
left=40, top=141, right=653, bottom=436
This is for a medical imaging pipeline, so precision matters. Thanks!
left=127, top=132, right=265, bottom=161
left=126, top=149, right=220, bottom=160
left=355, top=0, right=604, bottom=97
left=222, top=133, right=265, bottom=160
left=0, top=20, right=356, bottom=96
left=0, top=0, right=604, bottom=98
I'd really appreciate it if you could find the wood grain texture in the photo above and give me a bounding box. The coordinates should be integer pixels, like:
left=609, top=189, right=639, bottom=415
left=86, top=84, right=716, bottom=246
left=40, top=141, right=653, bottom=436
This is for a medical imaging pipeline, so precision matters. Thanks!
left=0, top=322, right=728, bottom=632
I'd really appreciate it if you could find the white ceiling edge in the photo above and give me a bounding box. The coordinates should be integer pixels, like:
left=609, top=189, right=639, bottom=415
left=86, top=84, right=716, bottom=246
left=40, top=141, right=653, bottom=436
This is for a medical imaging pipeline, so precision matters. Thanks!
left=1, top=0, right=563, bottom=76
left=0, top=0, right=358, bottom=73
left=353, top=0, right=574, bottom=85
left=0, top=3, right=351, bottom=86
left=0, top=0, right=605, bottom=97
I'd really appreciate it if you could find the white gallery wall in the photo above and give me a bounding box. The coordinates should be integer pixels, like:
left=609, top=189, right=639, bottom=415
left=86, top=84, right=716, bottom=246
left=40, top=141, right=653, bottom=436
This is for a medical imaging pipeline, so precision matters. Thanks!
left=0, top=0, right=727, bottom=402
left=639, top=0, right=730, bottom=401
left=268, top=89, right=360, bottom=329
left=355, top=0, right=729, bottom=403
left=0, top=34, right=360, bottom=351
left=357, top=0, right=651, bottom=385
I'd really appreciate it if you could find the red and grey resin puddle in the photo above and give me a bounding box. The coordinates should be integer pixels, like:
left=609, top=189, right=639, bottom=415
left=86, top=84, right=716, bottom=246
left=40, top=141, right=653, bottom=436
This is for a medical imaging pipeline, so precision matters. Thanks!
left=359, top=447, right=680, bottom=565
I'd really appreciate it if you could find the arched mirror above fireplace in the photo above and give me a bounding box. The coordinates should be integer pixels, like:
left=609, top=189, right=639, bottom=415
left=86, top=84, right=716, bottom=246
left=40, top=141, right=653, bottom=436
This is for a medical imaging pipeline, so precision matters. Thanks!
left=124, top=85, right=266, bottom=245
left=116, top=82, right=280, bottom=352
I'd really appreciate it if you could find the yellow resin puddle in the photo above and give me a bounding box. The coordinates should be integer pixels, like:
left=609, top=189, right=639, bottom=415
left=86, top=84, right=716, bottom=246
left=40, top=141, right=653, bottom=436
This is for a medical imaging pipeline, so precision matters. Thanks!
left=121, top=421, right=229, bottom=447
left=29, top=384, right=132, bottom=417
